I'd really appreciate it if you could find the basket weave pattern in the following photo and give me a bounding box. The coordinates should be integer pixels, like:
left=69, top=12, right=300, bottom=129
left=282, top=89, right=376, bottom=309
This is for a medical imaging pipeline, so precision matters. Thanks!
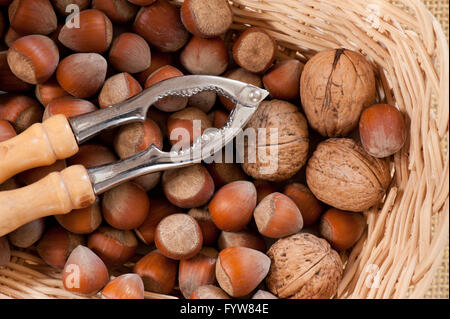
left=0, top=0, right=448, bottom=299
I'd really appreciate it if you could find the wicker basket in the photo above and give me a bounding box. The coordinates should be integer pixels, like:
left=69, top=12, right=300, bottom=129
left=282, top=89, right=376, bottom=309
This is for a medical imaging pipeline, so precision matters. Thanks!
left=0, top=0, right=448, bottom=299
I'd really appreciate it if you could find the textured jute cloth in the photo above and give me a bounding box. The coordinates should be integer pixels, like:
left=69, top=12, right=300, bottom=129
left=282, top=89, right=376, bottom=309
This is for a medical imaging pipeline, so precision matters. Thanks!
left=423, top=0, right=449, bottom=299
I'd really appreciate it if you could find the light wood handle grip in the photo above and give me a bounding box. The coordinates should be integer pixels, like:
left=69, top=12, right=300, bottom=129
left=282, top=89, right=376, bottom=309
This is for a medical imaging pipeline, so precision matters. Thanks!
left=0, top=165, right=96, bottom=237
left=0, top=115, right=79, bottom=184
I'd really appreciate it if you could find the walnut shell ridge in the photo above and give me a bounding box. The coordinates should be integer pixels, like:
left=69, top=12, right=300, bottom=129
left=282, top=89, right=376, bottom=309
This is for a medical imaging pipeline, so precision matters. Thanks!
left=266, top=233, right=343, bottom=299
left=300, top=49, right=376, bottom=137
left=241, top=100, right=309, bottom=182
left=306, top=138, right=391, bottom=212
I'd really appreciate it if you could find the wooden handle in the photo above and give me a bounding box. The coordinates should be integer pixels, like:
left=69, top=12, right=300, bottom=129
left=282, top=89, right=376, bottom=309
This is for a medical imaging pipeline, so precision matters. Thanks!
left=0, top=115, right=79, bottom=184
left=0, top=165, right=96, bottom=237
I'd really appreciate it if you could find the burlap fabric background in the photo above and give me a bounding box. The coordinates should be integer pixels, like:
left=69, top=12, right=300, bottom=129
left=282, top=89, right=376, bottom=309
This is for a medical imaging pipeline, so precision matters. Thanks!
left=423, top=0, right=449, bottom=299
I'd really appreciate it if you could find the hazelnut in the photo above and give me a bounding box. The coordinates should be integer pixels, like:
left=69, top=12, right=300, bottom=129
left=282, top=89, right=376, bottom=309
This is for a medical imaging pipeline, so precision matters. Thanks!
left=36, top=225, right=85, bottom=269
left=206, top=153, right=248, bottom=188
left=262, top=59, right=304, bottom=100
left=113, top=117, right=163, bottom=159
left=189, top=91, right=217, bottom=114
left=155, top=213, right=203, bottom=260
left=8, top=0, right=57, bottom=35
left=252, top=290, right=278, bottom=299
left=179, top=247, right=218, bottom=298
left=137, top=51, right=173, bottom=86
left=254, top=192, right=303, bottom=238
left=162, top=164, right=215, bottom=209
left=190, top=285, right=230, bottom=299
left=35, top=77, right=70, bottom=107
left=266, top=233, right=343, bottom=299
left=217, top=229, right=266, bottom=252
left=56, top=53, right=108, bottom=98
left=219, top=68, right=262, bottom=111
left=133, top=0, right=188, bottom=52
left=0, top=119, right=16, bottom=142
left=102, top=182, right=150, bottom=230
left=216, top=246, right=271, bottom=297
left=208, top=181, right=257, bottom=232
left=283, top=183, right=323, bottom=227
left=167, top=107, right=212, bottom=147
left=254, top=180, right=277, bottom=204
left=181, top=0, right=232, bottom=38
left=180, top=36, right=228, bottom=76
left=58, top=9, right=113, bottom=53
left=18, top=160, right=66, bottom=185
left=0, top=51, right=33, bottom=92
left=101, top=274, right=145, bottom=299
left=319, top=208, right=365, bottom=251
left=88, top=225, right=138, bottom=267
left=147, top=107, right=170, bottom=136
left=188, top=207, right=220, bottom=246
left=233, top=28, right=277, bottom=74
left=0, top=93, right=43, bottom=133
left=68, top=144, right=117, bottom=168
left=8, top=218, right=45, bottom=248
left=133, top=250, right=178, bottom=294
left=7, top=35, right=59, bottom=84
left=55, top=200, right=102, bottom=234
left=241, top=100, right=309, bottom=182
left=99, top=72, right=142, bottom=108
left=133, top=172, right=161, bottom=192
left=43, top=97, right=98, bottom=121
left=92, top=0, right=139, bottom=24
left=62, top=245, right=109, bottom=296
left=306, top=138, right=391, bottom=212
left=300, top=49, right=376, bottom=137
left=109, top=33, right=151, bottom=73
left=208, top=109, right=228, bottom=129
left=135, top=197, right=182, bottom=245
left=359, top=104, right=407, bottom=158
left=144, top=65, right=187, bottom=112
left=0, top=236, right=11, bottom=266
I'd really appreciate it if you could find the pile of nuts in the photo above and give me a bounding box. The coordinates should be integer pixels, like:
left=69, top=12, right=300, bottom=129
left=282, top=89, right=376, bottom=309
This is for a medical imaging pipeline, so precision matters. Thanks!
left=0, top=0, right=406, bottom=299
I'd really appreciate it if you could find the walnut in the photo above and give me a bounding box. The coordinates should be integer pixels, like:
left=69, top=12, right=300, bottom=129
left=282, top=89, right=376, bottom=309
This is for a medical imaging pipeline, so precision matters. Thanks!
left=300, top=49, right=376, bottom=137
left=240, top=100, right=309, bottom=182
left=266, top=233, right=343, bottom=299
left=306, top=138, right=391, bottom=212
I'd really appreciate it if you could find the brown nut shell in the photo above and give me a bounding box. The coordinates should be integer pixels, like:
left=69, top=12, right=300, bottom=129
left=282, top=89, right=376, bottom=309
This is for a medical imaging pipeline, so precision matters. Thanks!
left=253, top=192, right=303, bottom=238
left=58, top=9, right=113, bottom=53
left=306, top=138, right=391, bottom=212
left=162, top=164, right=215, bottom=209
left=233, top=27, right=277, bottom=74
left=216, top=246, right=270, bottom=297
left=154, top=213, right=203, bottom=260
left=133, top=0, right=188, bottom=52
left=181, top=0, right=232, bottom=38
left=36, top=225, right=85, bottom=269
left=7, top=35, right=59, bottom=84
left=8, top=0, right=57, bottom=35
left=266, top=233, right=343, bottom=299
left=300, top=49, right=376, bottom=137
left=133, top=250, right=178, bottom=294
left=241, top=100, right=309, bottom=182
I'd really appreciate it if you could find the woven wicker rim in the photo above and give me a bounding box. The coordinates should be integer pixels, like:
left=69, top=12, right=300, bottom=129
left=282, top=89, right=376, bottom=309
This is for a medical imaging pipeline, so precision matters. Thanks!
left=0, top=0, right=448, bottom=299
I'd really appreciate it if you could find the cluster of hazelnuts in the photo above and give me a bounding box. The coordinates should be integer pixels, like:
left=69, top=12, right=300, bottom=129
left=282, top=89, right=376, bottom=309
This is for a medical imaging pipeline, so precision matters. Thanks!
left=0, top=0, right=406, bottom=299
